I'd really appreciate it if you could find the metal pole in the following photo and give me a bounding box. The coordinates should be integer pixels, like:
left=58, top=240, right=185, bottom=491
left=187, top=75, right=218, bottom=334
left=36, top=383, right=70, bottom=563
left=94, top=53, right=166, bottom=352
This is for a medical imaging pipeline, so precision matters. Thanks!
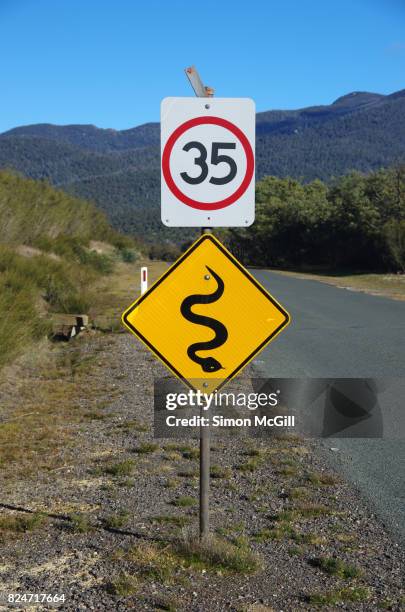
left=200, top=226, right=212, bottom=540
left=184, top=66, right=213, bottom=539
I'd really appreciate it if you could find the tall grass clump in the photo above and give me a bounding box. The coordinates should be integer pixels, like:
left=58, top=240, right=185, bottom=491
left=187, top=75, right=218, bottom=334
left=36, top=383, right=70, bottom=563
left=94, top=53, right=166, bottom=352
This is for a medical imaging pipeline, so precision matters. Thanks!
left=0, top=171, right=112, bottom=245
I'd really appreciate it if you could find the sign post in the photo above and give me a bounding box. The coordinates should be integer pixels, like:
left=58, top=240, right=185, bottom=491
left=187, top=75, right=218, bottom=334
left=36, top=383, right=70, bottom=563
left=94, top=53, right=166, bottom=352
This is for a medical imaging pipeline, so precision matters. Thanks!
left=122, top=68, right=289, bottom=543
left=185, top=66, right=214, bottom=541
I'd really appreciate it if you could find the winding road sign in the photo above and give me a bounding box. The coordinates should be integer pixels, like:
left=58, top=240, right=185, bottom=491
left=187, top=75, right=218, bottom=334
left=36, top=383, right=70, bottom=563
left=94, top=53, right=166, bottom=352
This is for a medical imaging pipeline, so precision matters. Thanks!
left=122, top=235, right=289, bottom=393
left=161, top=97, right=255, bottom=227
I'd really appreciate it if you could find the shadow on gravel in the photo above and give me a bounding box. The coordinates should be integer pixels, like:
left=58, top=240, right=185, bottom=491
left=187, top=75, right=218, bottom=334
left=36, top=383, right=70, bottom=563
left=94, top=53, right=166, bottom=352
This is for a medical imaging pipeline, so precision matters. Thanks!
left=0, top=502, right=163, bottom=542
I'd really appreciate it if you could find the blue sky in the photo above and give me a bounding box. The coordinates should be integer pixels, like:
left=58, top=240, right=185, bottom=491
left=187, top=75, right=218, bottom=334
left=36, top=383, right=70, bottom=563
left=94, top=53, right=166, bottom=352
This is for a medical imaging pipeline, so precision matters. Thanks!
left=1, top=0, right=404, bottom=132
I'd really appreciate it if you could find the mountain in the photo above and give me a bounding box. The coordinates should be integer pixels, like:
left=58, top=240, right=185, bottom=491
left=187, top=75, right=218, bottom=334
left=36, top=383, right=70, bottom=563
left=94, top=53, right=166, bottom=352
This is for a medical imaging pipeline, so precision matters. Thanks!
left=1, top=89, right=404, bottom=241
left=1, top=122, right=160, bottom=151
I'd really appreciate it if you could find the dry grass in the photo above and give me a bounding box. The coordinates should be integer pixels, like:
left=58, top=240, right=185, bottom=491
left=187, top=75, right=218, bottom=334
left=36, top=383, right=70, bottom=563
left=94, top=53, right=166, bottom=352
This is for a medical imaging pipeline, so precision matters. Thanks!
left=0, top=512, right=47, bottom=535
left=106, top=573, right=140, bottom=596
left=171, top=496, right=197, bottom=508
left=150, top=515, right=191, bottom=528
left=103, top=460, right=136, bottom=477
left=0, top=335, right=118, bottom=481
left=91, top=259, right=169, bottom=330
left=114, top=542, right=180, bottom=584
left=68, top=513, right=94, bottom=533
left=210, top=465, right=232, bottom=479
left=102, top=511, right=131, bottom=529
left=175, top=534, right=262, bottom=574
left=306, top=471, right=339, bottom=486
left=133, top=442, right=159, bottom=454
left=114, top=536, right=261, bottom=580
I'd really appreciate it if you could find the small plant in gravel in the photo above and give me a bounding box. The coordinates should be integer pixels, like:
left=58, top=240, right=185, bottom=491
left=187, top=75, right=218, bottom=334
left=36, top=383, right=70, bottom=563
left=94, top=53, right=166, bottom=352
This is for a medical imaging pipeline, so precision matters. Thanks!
left=102, top=510, right=131, bottom=529
left=296, top=533, right=327, bottom=546
left=210, top=465, right=232, bottom=479
left=122, top=542, right=180, bottom=583
left=177, top=469, right=198, bottom=478
left=236, top=457, right=261, bottom=472
left=82, top=411, right=107, bottom=420
left=152, top=594, right=181, bottom=611
left=151, top=515, right=191, bottom=527
left=171, top=496, right=197, bottom=507
left=307, top=586, right=370, bottom=605
left=164, top=443, right=199, bottom=460
left=68, top=513, right=93, bottom=533
left=164, top=477, right=180, bottom=489
left=181, top=448, right=199, bottom=460
left=243, top=447, right=264, bottom=457
left=104, top=459, right=135, bottom=476
left=289, top=486, right=311, bottom=500
left=163, top=451, right=183, bottom=461
left=133, top=442, right=159, bottom=454
left=106, top=572, right=139, bottom=596
left=288, top=545, right=304, bottom=556
left=279, top=465, right=299, bottom=477
left=216, top=521, right=245, bottom=538
left=309, top=555, right=362, bottom=579
left=295, top=503, right=332, bottom=517
left=116, top=419, right=149, bottom=432
left=378, top=596, right=405, bottom=609
left=0, top=512, right=46, bottom=534
left=176, top=534, right=262, bottom=574
left=253, top=523, right=296, bottom=542
left=306, top=471, right=339, bottom=486
left=164, top=443, right=192, bottom=453
left=271, top=509, right=296, bottom=522
left=272, top=503, right=332, bottom=522
left=224, top=481, right=238, bottom=492
left=117, top=478, right=136, bottom=487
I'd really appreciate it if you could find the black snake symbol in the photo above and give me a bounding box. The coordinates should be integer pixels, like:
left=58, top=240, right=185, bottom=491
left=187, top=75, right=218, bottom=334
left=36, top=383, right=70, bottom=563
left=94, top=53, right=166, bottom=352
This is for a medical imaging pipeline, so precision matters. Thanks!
left=180, top=266, right=228, bottom=373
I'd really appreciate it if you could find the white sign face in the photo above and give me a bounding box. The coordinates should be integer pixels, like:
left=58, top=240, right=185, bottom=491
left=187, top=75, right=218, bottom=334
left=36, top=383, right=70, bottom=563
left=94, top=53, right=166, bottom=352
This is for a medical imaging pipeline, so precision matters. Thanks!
left=161, top=97, right=255, bottom=227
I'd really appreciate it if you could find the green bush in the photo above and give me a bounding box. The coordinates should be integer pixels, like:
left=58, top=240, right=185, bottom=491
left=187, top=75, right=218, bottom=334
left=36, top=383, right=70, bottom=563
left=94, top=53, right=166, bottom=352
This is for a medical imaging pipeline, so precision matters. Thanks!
left=0, top=172, right=131, bottom=369
left=384, top=219, right=405, bottom=272
left=226, top=166, right=405, bottom=271
left=118, top=247, right=138, bottom=263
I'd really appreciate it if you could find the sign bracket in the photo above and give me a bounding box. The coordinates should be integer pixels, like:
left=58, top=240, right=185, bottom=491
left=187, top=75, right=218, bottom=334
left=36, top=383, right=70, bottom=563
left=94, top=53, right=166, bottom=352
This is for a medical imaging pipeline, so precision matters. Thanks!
left=184, top=66, right=214, bottom=98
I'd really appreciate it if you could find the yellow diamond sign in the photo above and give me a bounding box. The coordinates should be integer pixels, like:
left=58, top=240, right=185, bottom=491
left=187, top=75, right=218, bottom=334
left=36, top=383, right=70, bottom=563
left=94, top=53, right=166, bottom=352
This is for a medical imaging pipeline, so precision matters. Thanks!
left=122, top=235, right=290, bottom=392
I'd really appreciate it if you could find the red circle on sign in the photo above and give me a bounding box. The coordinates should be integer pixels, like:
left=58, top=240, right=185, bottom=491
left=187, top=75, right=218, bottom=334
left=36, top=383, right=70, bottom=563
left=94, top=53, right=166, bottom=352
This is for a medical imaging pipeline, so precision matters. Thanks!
left=162, top=116, right=254, bottom=211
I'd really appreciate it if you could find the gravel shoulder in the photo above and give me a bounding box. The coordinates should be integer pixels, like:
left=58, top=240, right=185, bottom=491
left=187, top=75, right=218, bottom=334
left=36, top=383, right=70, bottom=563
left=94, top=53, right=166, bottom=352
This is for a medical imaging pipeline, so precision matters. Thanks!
left=0, top=331, right=404, bottom=611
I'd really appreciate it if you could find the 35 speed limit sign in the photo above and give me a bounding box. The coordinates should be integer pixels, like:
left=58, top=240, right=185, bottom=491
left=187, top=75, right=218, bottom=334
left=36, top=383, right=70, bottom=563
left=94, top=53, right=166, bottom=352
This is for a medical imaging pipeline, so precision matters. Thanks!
left=161, top=97, right=255, bottom=227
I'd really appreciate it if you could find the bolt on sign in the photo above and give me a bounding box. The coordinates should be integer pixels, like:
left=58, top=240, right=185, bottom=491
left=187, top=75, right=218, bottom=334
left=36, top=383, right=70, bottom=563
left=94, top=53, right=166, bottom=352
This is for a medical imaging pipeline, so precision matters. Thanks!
left=122, top=235, right=290, bottom=393
left=161, top=97, right=255, bottom=227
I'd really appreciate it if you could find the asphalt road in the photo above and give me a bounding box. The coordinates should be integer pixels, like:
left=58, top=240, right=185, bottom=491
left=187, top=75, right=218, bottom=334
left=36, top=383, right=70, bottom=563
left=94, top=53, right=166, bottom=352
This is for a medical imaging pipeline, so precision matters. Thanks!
left=251, top=270, right=405, bottom=544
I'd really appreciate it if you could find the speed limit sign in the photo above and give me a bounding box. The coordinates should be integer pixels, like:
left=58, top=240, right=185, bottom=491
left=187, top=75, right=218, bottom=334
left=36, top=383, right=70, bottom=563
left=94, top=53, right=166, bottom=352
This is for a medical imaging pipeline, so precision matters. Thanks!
left=161, top=97, right=255, bottom=227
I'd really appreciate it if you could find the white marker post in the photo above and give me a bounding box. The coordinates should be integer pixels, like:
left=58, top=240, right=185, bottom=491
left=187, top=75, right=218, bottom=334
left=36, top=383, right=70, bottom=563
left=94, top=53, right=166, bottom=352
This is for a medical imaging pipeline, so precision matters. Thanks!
left=141, top=266, right=148, bottom=295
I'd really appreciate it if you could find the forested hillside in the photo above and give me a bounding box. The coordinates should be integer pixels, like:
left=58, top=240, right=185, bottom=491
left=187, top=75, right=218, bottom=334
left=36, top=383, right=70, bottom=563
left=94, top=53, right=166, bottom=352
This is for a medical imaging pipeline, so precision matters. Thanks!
left=0, top=89, right=404, bottom=241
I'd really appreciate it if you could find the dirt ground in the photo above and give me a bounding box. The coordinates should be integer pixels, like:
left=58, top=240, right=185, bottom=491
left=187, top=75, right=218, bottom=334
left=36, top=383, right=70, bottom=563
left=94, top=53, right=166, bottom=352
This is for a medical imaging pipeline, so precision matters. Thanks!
left=0, top=329, right=404, bottom=611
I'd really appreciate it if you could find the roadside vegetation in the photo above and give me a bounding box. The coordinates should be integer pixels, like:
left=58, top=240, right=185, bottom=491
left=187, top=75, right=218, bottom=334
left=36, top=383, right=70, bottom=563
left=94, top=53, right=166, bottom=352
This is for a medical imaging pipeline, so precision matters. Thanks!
left=0, top=170, right=404, bottom=609
left=224, top=165, right=405, bottom=272
left=0, top=170, right=140, bottom=367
